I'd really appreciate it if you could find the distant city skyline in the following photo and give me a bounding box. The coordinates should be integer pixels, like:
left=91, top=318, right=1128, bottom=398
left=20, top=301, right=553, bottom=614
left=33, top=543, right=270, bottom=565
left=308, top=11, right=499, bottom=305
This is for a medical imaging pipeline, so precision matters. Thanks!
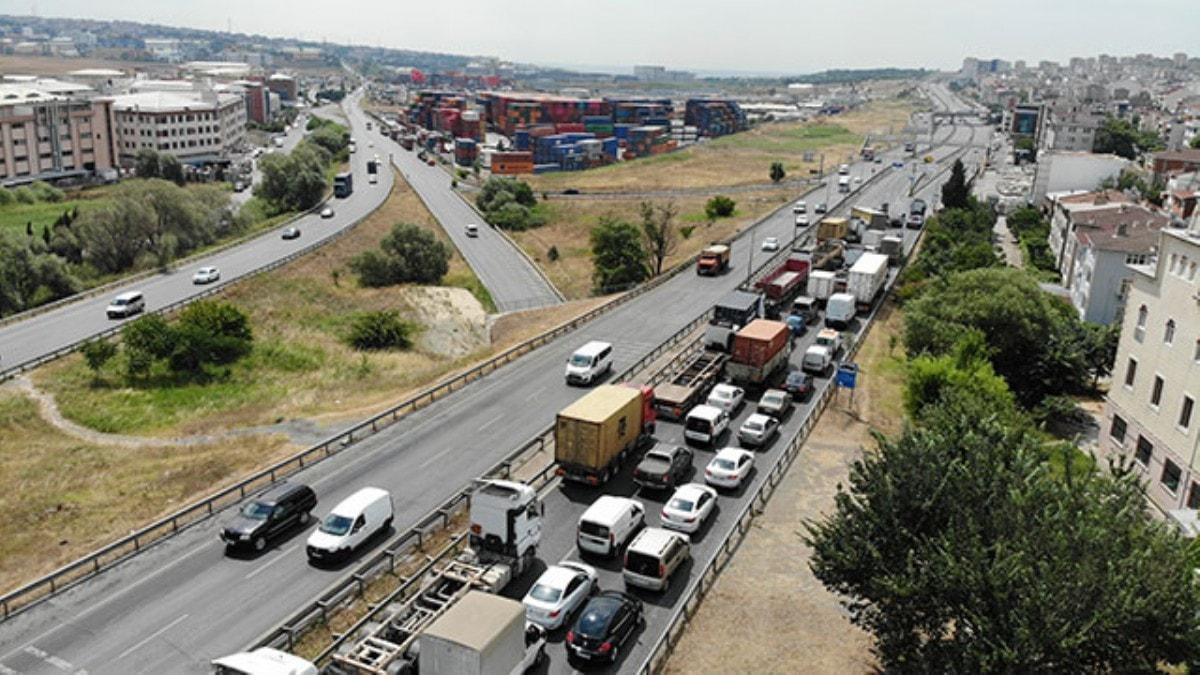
left=16, top=0, right=1197, bottom=75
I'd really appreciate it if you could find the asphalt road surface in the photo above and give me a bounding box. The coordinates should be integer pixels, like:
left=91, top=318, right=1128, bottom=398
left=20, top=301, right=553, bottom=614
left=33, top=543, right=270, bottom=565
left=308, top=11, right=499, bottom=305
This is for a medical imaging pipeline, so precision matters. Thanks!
left=0, top=91, right=393, bottom=378
left=0, top=92, right=986, bottom=675
left=372, top=125, right=564, bottom=312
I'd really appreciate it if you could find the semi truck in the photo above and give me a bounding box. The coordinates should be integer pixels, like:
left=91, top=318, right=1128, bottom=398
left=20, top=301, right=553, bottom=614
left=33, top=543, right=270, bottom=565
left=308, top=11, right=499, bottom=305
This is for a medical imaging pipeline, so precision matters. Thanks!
left=704, top=290, right=764, bottom=352
left=752, top=255, right=810, bottom=318
left=696, top=244, right=731, bottom=275
left=808, top=270, right=837, bottom=302
left=816, top=217, right=849, bottom=243
left=726, top=319, right=792, bottom=387
left=555, top=384, right=656, bottom=485
left=850, top=206, right=888, bottom=230
left=847, top=252, right=889, bottom=311
left=329, top=480, right=545, bottom=675
left=793, top=240, right=845, bottom=272
left=653, top=349, right=728, bottom=421
left=334, top=172, right=354, bottom=198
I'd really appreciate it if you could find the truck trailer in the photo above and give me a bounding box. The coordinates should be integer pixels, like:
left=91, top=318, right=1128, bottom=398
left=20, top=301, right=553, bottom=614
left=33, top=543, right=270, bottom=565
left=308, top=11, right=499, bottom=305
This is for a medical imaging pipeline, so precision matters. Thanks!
left=555, top=384, right=655, bottom=485
left=726, top=319, right=792, bottom=387
left=653, top=349, right=728, bottom=420
left=752, top=255, right=810, bottom=317
left=419, top=591, right=544, bottom=675
left=847, top=252, right=889, bottom=311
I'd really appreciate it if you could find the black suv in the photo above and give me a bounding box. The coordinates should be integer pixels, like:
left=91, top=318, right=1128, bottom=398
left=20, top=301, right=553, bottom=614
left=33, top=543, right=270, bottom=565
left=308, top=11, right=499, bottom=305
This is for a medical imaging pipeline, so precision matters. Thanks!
left=566, top=591, right=644, bottom=663
left=632, top=443, right=693, bottom=491
left=220, top=482, right=317, bottom=553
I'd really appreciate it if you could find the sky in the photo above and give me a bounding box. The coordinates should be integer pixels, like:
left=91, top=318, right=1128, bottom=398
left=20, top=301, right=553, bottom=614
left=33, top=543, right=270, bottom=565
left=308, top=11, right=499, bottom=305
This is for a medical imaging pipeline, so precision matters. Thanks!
left=16, top=0, right=1199, bottom=75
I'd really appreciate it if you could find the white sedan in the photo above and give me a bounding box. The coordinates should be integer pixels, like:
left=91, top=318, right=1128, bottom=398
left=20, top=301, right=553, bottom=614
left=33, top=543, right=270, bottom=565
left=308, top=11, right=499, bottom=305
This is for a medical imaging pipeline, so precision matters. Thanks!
left=761, top=236, right=780, bottom=252
left=522, top=561, right=597, bottom=630
left=192, top=266, right=220, bottom=284
left=660, top=483, right=718, bottom=533
left=705, top=447, right=755, bottom=489
left=706, top=383, right=745, bottom=414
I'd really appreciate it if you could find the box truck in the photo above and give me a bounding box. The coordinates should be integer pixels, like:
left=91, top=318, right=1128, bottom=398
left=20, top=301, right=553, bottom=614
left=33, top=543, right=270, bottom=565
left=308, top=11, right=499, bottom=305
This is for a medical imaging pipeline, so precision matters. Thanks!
left=555, top=384, right=656, bottom=485
left=847, top=252, right=889, bottom=311
left=726, top=320, right=792, bottom=387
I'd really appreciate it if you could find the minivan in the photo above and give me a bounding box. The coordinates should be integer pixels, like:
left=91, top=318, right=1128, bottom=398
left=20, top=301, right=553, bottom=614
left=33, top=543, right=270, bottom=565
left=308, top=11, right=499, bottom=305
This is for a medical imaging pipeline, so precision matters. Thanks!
left=306, top=487, right=393, bottom=562
left=565, top=340, right=614, bottom=385
left=683, top=404, right=729, bottom=446
left=792, top=200, right=807, bottom=215
left=825, top=293, right=856, bottom=329
left=577, top=496, right=645, bottom=558
left=106, top=290, right=145, bottom=319
left=221, top=482, right=318, bottom=553
left=623, top=527, right=690, bottom=592
left=465, top=223, right=479, bottom=238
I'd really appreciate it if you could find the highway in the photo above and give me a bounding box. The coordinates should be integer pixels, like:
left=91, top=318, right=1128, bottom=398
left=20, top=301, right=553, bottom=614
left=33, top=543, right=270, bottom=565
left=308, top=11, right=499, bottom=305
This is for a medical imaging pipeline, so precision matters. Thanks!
left=372, top=122, right=564, bottom=312
left=0, top=87, right=987, bottom=674
left=0, top=91, right=393, bottom=379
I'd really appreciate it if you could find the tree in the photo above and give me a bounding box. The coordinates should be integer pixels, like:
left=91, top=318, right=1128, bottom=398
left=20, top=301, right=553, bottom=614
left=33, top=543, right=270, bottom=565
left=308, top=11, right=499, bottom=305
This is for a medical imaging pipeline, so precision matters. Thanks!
left=476, top=177, right=540, bottom=230
left=903, top=333, right=1014, bottom=423
left=81, top=339, right=118, bottom=378
left=254, top=142, right=333, bottom=213
left=0, top=235, right=80, bottom=316
left=1094, top=116, right=1165, bottom=160
left=940, top=159, right=971, bottom=209
left=172, top=300, right=253, bottom=369
left=769, top=161, right=786, bottom=183
left=590, top=217, right=649, bottom=293
left=308, top=124, right=349, bottom=156
left=134, top=148, right=162, bottom=179
left=159, top=154, right=185, bottom=185
left=904, top=267, right=1089, bottom=407
left=1082, top=321, right=1119, bottom=388
left=346, top=310, right=413, bottom=350
left=639, top=200, right=678, bottom=276
left=350, top=223, right=450, bottom=287
left=704, top=195, right=736, bottom=219
left=807, top=393, right=1200, bottom=672
left=1192, top=135, right=1200, bottom=149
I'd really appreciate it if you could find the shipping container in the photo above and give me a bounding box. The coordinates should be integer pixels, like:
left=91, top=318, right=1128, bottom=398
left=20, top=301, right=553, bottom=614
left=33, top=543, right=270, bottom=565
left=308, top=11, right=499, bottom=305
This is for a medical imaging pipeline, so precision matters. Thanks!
left=555, top=384, right=654, bottom=484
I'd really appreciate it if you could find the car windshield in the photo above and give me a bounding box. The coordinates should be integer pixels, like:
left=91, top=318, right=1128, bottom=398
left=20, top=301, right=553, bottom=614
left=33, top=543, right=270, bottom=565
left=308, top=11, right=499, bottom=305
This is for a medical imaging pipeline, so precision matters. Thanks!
left=788, top=373, right=806, bottom=385
left=668, top=497, right=695, bottom=512
left=713, top=390, right=731, bottom=401
left=112, top=298, right=128, bottom=306
left=529, top=583, right=562, bottom=603
left=685, top=417, right=711, bottom=433
left=577, top=601, right=617, bottom=636
left=714, top=458, right=736, bottom=471
left=762, top=393, right=783, bottom=406
left=319, top=514, right=353, bottom=535
left=744, top=421, right=763, bottom=432
left=569, top=354, right=593, bottom=367
left=240, top=501, right=272, bottom=520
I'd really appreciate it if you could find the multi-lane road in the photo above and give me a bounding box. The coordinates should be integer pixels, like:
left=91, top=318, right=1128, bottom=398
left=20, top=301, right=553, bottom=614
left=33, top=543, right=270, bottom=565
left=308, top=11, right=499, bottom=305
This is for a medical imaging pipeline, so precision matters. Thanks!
left=0, top=86, right=988, bottom=674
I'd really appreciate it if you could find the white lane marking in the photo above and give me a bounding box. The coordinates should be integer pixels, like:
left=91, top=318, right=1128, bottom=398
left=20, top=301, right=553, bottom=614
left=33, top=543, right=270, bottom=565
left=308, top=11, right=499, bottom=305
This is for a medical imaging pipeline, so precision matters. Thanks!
left=479, top=412, right=505, bottom=431
left=21, top=645, right=76, bottom=672
left=245, top=545, right=298, bottom=580
left=113, top=613, right=189, bottom=661
left=418, top=444, right=458, bottom=470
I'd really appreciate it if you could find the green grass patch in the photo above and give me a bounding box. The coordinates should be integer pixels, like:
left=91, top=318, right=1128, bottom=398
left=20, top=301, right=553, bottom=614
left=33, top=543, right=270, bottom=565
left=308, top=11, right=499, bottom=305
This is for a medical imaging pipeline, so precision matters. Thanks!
left=713, top=123, right=862, bottom=154
left=0, top=200, right=91, bottom=237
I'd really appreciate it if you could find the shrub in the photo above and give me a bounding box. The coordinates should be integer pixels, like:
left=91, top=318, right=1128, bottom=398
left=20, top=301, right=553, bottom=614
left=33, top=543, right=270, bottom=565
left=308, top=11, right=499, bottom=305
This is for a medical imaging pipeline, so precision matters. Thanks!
left=347, top=310, right=414, bottom=350
left=0, top=188, right=14, bottom=206
left=81, top=339, right=118, bottom=375
left=12, top=187, right=35, bottom=204
left=547, top=245, right=560, bottom=262
left=30, top=181, right=64, bottom=203
left=350, top=223, right=450, bottom=287
left=705, top=195, right=736, bottom=219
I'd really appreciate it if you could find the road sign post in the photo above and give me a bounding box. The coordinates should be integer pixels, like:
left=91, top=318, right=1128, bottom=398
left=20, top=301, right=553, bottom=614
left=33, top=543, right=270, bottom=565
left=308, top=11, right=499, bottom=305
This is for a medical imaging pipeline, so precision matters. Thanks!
left=836, top=363, right=859, bottom=405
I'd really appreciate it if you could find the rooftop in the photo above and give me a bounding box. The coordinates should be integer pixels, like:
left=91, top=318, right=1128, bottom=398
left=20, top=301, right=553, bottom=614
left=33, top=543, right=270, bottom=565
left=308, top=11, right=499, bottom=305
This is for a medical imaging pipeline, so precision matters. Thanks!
left=109, top=90, right=240, bottom=113
left=1074, top=204, right=1169, bottom=253
left=0, top=78, right=94, bottom=105
left=1153, top=148, right=1200, bottom=163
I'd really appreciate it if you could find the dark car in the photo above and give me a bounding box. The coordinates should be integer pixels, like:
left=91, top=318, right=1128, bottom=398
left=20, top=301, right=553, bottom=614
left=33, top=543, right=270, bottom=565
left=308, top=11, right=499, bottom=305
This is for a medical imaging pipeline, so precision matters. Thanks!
left=563, top=188, right=580, bottom=195
left=281, top=227, right=301, bottom=240
left=632, top=443, right=693, bottom=491
left=220, top=482, right=317, bottom=553
left=566, top=591, right=644, bottom=663
left=784, top=369, right=814, bottom=399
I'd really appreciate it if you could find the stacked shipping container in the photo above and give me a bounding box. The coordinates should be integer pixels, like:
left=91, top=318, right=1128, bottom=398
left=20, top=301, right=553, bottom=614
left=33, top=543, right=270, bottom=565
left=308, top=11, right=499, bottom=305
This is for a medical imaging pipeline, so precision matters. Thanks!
left=685, top=99, right=748, bottom=138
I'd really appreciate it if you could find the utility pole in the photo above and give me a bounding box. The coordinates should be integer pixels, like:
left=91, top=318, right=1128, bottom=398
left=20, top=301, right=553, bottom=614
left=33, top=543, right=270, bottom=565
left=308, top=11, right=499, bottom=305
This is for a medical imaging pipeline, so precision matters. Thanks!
left=746, top=229, right=754, bottom=284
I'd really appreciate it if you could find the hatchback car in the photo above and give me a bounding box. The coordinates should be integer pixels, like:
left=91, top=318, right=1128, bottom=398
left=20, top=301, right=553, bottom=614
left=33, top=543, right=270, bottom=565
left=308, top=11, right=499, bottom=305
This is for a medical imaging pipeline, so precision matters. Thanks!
left=892, top=160, right=905, bottom=168
left=757, top=388, right=793, bottom=417
left=632, top=444, right=693, bottom=491
left=738, top=413, right=780, bottom=448
left=320, top=206, right=334, bottom=218
left=706, top=383, right=745, bottom=414
left=705, top=448, right=755, bottom=489
left=761, top=236, right=780, bottom=252
left=523, top=561, right=597, bottom=630
left=566, top=591, right=644, bottom=663
left=192, top=266, right=220, bottom=284
left=465, top=223, right=479, bottom=238
left=814, top=202, right=828, bottom=215
left=660, top=483, right=718, bottom=533
left=784, top=369, right=814, bottom=399
left=281, top=227, right=301, bottom=240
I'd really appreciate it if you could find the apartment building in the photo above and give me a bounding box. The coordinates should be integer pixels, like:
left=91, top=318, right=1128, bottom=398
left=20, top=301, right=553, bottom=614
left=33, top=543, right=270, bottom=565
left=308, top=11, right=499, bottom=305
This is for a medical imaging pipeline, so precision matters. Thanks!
left=1104, top=212, right=1200, bottom=512
left=1047, top=190, right=1133, bottom=271
left=110, top=88, right=246, bottom=165
left=1042, top=110, right=1102, bottom=152
left=0, top=78, right=118, bottom=185
left=1064, top=206, right=1167, bottom=324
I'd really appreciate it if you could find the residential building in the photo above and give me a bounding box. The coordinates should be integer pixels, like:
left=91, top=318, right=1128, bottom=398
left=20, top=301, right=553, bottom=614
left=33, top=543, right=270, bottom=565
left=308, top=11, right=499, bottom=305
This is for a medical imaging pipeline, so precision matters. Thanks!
left=1063, top=205, right=1168, bottom=324
left=1047, top=189, right=1134, bottom=268
left=110, top=87, right=246, bottom=165
left=143, top=38, right=182, bottom=62
left=1166, top=172, right=1199, bottom=221
left=0, top=78, right=118, bottom=185
left=1042, top=109, right=1102, bottom=152
left=234, top=80, right=271, bottom=124
left=1032, top=152, right=1129, bottom=204
left=1103, top=211, right=1200, bottom=512
left=266, top=74, right=297, bottom=102
left=1152, top=149, right=1200, bottom=181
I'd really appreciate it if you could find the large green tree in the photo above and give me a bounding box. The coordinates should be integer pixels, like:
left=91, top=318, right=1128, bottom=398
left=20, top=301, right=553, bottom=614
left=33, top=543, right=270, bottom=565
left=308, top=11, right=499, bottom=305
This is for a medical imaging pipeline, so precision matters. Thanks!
left=590, top=217, right=649, bottom=293
left=639, top=200, right=678, bottom=276
left=1094, top=116, right=1165, bottom=160
left=808, top=393, right=1200, bottom=672
left=350, top=223, right=450, bottom=287
left=0, top=235, right=80, bottom=316
left=475, top=177, right=540, bottom=231
left=940, top=159, right=971, bottom=209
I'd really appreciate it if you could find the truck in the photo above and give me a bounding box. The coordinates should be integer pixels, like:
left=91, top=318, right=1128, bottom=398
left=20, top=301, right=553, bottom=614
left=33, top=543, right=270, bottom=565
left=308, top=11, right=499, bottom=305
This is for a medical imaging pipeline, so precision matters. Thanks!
left=807, top=270, right=836, bottom=301
left=880, top=235, right=904, bottom=264
left=753, top=255, right=810, bottom=317
left=330, top=480, right=545, bottom=675
left=696, top=244, right=731, bottom=275
left=212, top=648, right=317, bottom=675
left=400, top=136, right=416, bottom=151
left=334, top=171, right=353, bottom=198
left=555, top=384, right=656, bottom=485
left=654, top=349, right=728, bottom=421
left=793, top=240, right=844, bottom=272
left=847, top=252, right=889, bottom=311
left=704, top=290, right=765, bottom=352
left=726, top=319, right=792, bottom=387
left=816, top=217, right=849, bottom=242
left=366, top=158, right=378, bottom=175
left=850, top=206, right=888, bottom=230
left=837, top=175, right=851, bottom=193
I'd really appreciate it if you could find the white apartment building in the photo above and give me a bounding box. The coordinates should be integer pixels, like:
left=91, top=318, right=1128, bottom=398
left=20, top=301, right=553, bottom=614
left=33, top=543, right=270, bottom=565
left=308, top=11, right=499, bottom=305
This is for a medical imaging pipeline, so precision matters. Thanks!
left=1104, top=211, right=1200, bottom=512
left=1063, top=207, right=1166, bottom=325
left=110, top=88, right=246, bottom=165
left=1047, top=190, right=1133, bottom=273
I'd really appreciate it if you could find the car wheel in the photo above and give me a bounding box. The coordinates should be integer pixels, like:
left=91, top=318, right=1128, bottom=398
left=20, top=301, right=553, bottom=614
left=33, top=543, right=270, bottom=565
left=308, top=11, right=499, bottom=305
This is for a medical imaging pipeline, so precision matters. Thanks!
left=382, top=516, right=393, bottom=531
left=253, top=536, right=267, bottom=552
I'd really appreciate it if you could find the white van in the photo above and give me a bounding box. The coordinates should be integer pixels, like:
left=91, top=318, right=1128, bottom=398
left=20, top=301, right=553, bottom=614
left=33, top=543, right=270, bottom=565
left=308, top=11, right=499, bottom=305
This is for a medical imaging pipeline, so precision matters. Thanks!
left=623, top=527, right=690, bottom=592
left=306, top=487, right=393, bottom=562
left=565, top=340, right=613, bottom=385
left=792, top=200, right=807, bottom=215
left=825, top=292, right=856, bottom=329
left=577, top=496, right=645, bottom=558
left=465, top=223, right=479, bottom=238
left=837, top=175, right=851, bottom=193
left=106, top=290, right=145, bottom=319
left=683, top=404, right=729, bottom=446
left=838, top=164, right=850, bottom=176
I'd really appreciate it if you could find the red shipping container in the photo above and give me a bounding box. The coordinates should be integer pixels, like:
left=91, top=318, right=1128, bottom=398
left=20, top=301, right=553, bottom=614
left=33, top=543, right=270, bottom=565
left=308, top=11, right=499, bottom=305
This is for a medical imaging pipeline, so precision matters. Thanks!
left=731, top=320, right=790, bottom=367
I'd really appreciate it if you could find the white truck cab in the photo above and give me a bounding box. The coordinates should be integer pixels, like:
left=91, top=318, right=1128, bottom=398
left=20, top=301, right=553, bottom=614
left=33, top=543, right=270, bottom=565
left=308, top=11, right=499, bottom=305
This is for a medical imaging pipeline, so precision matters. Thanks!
left=469, top=480, right=542, bottom=574
left=211, top=648, right=317, bottom=675
left=825, top=292, right=856, bottom=329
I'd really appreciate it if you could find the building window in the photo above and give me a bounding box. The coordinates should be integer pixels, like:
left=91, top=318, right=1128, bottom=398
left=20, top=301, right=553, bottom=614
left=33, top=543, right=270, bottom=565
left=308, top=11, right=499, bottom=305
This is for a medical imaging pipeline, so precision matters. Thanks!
left=1188, top=482, right=1200, bottom=509
left=1181, top=396, right=1195, bottom=430
left=1162, top=460, right=1182, bottom=494
left=1135, top=305, right=1147, bottom=341
left=1111, top=414, right=1127, bottom=442
left=1165, top=320, right=1176, bottom=345
left=1135, top=436, right=1153, bottom=466
left=1118, top=357, right=1137, bottom=384
left=1151, top=376, right=1165, bottom=407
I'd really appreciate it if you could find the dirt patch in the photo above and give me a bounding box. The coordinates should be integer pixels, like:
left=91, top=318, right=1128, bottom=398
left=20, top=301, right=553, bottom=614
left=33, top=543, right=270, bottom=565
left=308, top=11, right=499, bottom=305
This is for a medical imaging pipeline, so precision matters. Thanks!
left=406, top=286, right=489, bottom=358
left=664, top=305, right=908, bottom=674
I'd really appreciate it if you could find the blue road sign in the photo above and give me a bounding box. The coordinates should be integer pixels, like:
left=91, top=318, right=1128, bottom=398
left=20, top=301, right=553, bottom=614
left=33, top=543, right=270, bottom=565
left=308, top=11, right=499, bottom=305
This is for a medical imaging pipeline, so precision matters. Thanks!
left=836, top=363, right=858, bottom=389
